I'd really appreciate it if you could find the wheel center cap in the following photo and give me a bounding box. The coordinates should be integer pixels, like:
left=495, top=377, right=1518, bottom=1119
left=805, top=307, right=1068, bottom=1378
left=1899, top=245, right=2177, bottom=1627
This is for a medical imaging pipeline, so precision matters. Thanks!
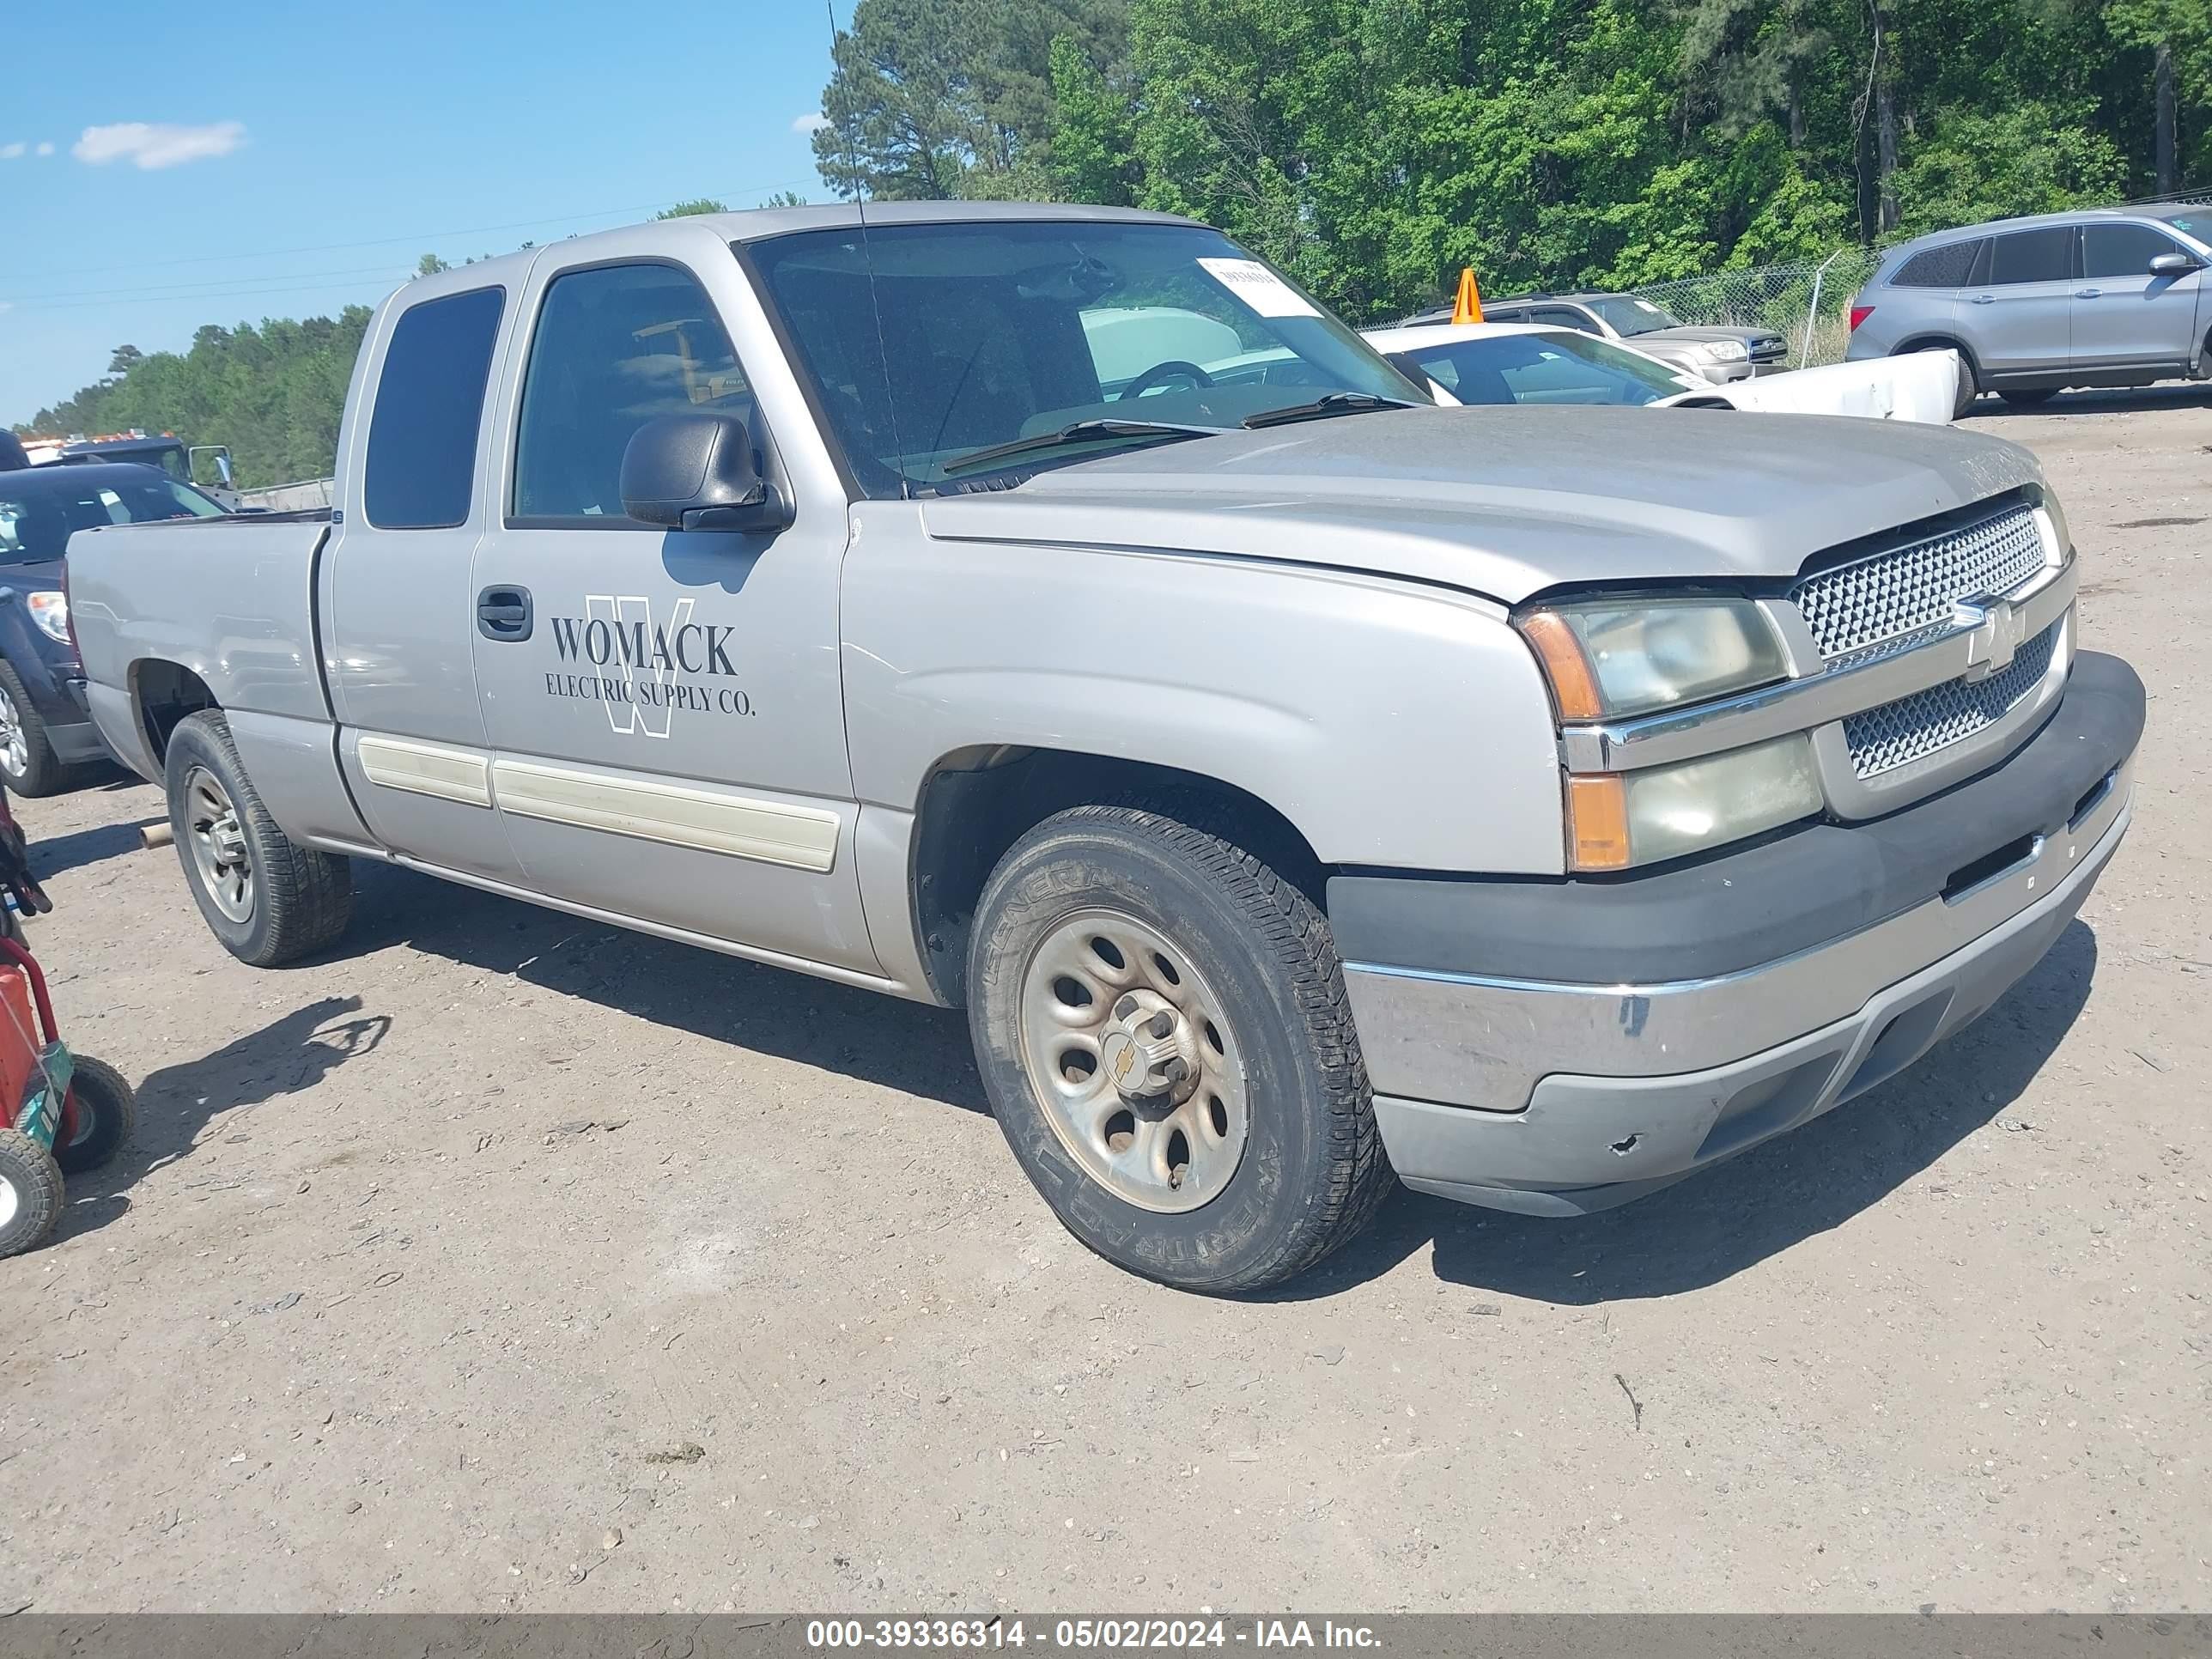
left=1102, top=988, right=1199, bottom=1102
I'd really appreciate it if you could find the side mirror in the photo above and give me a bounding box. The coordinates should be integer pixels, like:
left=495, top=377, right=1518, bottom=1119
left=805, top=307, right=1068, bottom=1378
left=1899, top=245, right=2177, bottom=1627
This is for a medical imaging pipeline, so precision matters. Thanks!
left=215, top=451, right=234, bottom=489
left=619, top=412, right=791, bottom=532
left=2148, top=251, right=2200, bottom=276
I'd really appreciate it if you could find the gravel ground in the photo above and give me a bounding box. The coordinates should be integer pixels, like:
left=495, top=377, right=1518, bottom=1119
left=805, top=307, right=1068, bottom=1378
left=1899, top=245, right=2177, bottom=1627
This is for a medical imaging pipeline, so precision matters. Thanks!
left=0, top=391, right=2206, bottom=1616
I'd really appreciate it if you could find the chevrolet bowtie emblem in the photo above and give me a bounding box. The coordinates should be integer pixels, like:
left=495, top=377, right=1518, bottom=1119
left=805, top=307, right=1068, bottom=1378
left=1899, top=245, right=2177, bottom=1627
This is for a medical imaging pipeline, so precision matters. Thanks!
left=1957, top=594, right=2027, bottom=682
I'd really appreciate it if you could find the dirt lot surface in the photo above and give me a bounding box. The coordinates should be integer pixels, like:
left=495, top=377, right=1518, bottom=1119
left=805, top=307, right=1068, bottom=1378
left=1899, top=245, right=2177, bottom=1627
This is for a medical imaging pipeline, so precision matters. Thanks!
left=1, top=391, right=2207, bottom=1616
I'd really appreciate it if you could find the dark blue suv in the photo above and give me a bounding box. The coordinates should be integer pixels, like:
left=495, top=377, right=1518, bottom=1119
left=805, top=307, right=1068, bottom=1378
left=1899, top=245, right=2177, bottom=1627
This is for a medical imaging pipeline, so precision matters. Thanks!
left=0, top=461, right=226, bottom=793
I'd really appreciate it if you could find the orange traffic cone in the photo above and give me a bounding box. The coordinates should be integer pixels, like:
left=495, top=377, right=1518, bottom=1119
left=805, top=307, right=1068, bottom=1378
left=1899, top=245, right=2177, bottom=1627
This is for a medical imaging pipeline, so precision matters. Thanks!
left=1451, top=266, right=1484, bottom=324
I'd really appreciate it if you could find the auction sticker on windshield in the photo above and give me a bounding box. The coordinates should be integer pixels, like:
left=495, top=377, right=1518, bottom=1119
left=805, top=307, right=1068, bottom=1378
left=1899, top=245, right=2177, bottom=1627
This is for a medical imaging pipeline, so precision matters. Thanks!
left=1196, top=258, right=1321, bottom=319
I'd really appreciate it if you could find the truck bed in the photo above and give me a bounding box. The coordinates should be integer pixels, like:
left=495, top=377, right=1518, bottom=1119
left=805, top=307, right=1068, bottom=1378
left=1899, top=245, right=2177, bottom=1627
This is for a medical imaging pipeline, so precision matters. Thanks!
left=67, top=515, right=334, bottom=772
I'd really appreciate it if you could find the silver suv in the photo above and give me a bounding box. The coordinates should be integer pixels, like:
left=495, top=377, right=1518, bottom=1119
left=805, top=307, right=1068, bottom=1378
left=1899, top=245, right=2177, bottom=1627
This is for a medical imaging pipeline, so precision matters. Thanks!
left=1847, top=204, right=2212, bottom=411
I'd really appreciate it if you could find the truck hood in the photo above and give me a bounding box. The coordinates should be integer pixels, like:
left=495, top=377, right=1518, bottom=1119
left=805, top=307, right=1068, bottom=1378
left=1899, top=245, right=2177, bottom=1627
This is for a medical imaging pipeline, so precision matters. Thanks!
left=1642, top=324, right=1785, bottom=350
left=917, top=406, right=2041, bottom=605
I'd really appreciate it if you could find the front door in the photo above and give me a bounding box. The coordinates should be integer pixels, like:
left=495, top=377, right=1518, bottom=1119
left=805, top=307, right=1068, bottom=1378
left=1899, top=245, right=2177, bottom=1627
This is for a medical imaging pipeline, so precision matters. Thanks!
left=466, top=244, right=878, bottom=975
left=2075, top=220, right=2204, bottom=368
left=1962, top=225, right=2075, bottom=378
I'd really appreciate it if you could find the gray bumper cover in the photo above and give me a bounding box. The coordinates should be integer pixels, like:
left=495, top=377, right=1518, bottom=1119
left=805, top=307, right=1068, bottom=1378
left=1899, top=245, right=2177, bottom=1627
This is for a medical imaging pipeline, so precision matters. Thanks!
left=1338, top=655, right=2141, bottom=1216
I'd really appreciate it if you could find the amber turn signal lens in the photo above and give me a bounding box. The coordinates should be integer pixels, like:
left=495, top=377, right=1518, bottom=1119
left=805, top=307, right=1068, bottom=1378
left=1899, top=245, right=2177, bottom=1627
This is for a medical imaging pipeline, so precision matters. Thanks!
left=1567, top=774, right=1632, bottom=872
left=1517, top=611, right=1604, bottom=722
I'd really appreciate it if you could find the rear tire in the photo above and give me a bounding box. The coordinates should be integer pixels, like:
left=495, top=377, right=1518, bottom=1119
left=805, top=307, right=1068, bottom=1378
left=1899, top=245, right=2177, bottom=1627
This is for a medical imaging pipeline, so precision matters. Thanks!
left=56, top=1054, right=136, bottom=1176
left=1908, top=342, right=1978, bottom=418
left=967, top=804, right=1393, bottom=1294
left=164, top=711, right=353, bottom=967
left=0, top=1127, right=64, bottom=1256
left=0, top=660, right=84, bottom=799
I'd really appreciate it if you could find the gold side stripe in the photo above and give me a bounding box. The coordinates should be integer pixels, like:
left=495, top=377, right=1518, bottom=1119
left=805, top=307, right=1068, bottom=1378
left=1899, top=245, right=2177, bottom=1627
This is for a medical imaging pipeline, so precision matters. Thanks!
left=357, top=736, right=492, bottom=808
left=489, top=759, right=841, bottom=872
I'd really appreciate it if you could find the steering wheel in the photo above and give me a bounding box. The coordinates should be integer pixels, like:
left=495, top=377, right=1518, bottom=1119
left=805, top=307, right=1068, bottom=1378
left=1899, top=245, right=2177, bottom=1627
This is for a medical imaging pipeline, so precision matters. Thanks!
left=1118, top=359, right=1218, bottom=400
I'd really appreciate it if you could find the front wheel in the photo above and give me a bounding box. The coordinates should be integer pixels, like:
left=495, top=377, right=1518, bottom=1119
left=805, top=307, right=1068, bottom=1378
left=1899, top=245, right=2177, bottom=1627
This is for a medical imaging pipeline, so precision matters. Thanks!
left=967, top=805, right=1393, bottom=1293
left=0, top=1127, right=64, bottom=1256
left=0, top=660, right=82, bottom=799
left=164, top=711, right=353, bottom=966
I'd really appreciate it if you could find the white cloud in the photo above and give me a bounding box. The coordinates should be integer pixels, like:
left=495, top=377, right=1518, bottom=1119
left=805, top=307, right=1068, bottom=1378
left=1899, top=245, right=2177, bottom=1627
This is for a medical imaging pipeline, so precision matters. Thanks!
left=792, top=112, right=832, bottom=134
left=34, top=142, right=53, bottom=156
left=0, top=143, right=24, bottom=161
left=73, top=120, right=246, bottom=170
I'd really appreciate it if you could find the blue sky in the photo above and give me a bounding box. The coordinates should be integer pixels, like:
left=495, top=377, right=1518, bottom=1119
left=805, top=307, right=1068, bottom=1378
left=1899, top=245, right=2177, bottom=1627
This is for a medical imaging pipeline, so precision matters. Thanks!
left=1, top=0, right=848, bottom=424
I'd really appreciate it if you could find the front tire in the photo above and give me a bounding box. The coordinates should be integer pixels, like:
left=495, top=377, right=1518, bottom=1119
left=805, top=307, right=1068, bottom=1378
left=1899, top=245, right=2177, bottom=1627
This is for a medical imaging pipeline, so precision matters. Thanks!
left=0, top=659, right=83, bottom=799
left=0, top=1127, right=64, bottom=1256
left=56, top=1054, right=136, bottom=1176
left=967, top=805, right=1392, bottom=1293
left=164, top=711, right=353, bottom=966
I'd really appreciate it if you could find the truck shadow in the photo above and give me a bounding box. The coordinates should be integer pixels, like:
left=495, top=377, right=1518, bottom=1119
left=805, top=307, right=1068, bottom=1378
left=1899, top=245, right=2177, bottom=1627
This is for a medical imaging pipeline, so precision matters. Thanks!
left=345, top=860, right=989, bottom=1115
left=1284, top=919, right=2100, bottom=1304
left=30, top=816, right=162, bottom=879
left=54, top=994, right=390, bottom=1243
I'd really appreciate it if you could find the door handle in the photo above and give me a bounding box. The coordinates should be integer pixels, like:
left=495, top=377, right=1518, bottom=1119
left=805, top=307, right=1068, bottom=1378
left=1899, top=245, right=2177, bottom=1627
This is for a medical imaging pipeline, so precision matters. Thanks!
left=2075, top=288, right=2102, bottom=299
left=1968, top=294, right=1996, bottom=305
left=476, top=585, right=533, bottom=641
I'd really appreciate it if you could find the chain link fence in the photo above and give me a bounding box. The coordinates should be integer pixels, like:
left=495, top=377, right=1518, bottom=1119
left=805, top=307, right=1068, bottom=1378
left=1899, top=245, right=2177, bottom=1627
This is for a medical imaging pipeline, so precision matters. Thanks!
left=1632, top=248, right=1885, bottom=368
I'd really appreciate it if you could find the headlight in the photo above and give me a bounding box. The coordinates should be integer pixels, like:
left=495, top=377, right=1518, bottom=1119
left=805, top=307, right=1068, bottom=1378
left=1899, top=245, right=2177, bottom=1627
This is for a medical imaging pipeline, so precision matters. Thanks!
left=1566, top=735, right=1822, bottom=871
left=1517, top=597, right=1790, bottom=720
left=1703, top=339, right=1749, bottom=362
left=26, top=592, right=70, bottom=644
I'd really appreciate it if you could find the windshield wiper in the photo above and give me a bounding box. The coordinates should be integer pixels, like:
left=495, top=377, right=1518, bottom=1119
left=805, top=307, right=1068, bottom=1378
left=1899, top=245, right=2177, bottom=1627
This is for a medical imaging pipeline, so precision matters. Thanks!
left=939, top=418, right=1225, bottom=477
left=1240, top=392, right=1416, bottom=429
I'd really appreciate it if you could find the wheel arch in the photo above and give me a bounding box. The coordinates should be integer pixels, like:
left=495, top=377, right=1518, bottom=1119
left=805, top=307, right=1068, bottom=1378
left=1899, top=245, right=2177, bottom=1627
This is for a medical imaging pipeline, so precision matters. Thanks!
left=908, top=747, right=1328, bottom=1007
left=129, top=658, right=221, bottom=766
left=1894, top=333, right=1982, bottom=385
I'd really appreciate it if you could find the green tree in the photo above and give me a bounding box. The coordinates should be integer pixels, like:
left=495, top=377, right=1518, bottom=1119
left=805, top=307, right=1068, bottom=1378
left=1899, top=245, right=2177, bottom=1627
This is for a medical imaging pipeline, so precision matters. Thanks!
left=416, top=252, right=453, bottom=276
left=656, top=198, right=730, bottom=217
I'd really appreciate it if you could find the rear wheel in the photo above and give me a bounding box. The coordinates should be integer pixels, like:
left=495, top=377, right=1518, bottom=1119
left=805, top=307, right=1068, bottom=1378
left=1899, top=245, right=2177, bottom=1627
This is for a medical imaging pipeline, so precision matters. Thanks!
left=0, top=1127, right=64, bottom=1256
left=967, top=805, right=1393, bottom=1293
left=56, top=1054, right=136, bottom=1176
left=1909, top=342, right=1978, bottom=418
left=164, top=711, right=353, bottom=966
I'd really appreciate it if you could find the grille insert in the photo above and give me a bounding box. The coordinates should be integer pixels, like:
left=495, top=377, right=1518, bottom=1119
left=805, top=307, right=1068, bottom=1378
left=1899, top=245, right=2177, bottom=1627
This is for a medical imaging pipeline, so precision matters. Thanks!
left=1843, top=622, right=2059, bottom=779
left=1794, top=504, right=2047, bottom=661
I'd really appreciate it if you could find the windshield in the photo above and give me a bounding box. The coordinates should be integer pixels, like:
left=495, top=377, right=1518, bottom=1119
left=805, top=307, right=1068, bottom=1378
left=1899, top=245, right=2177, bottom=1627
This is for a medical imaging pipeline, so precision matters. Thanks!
left=747, top=221, right=1423, bottom=495
left=2154, top=210, right=2210, bottom=248
left=1583, top=296, right=1683, bottom=337
left=1399, top=331, right=1696, bottom=406
left=0, top=472, right=222, bottom=564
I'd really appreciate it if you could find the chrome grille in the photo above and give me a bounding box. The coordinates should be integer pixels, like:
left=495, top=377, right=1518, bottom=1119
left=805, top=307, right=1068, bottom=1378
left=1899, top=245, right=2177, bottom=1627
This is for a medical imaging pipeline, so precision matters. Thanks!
left=1843, top=622, right=2059, bottom=779
left=1793, top=503, right=2046, bottom=661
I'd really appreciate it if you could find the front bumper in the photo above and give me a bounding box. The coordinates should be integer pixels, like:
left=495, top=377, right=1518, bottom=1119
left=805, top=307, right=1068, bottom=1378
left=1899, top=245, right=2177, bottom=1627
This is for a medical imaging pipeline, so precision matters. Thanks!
left=1332, top=652, right=2143, bottom=1217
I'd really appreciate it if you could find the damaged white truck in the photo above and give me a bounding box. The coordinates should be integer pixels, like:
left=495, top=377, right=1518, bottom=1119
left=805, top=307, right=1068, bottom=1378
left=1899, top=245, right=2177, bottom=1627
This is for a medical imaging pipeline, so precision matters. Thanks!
left=66, top=204, right=2141, bottom=1291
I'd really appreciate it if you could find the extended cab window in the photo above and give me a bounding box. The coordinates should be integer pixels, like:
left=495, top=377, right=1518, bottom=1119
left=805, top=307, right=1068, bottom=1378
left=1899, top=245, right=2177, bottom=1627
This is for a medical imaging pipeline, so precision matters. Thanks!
left=363, top=287, right=504, bottom=530
left=512, top=263, right=752, bottom=522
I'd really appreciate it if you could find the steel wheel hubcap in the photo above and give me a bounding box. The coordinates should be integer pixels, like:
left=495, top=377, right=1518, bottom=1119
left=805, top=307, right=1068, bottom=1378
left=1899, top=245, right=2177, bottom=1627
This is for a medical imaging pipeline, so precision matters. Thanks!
left=0, top=687, right=26, bottom=778
left=1017, top=908, right=1249, bottom=1214
left=184, top=765, right=254, bottom=923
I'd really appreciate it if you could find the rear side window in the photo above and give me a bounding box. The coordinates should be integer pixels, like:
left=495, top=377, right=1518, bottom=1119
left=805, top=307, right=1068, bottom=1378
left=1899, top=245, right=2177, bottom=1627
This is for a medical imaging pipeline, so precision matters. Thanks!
left=1987, top=228, right=2075, bottom=286
left=511, top=262, right=752, bottom=522
left=363, top=287, right=504, bottom=530
left=1533, top=306, right=1598, bottom=333
left=1893, top=240, right=1983, bottom=288
left=2083, top=222, right=2183, bottom=278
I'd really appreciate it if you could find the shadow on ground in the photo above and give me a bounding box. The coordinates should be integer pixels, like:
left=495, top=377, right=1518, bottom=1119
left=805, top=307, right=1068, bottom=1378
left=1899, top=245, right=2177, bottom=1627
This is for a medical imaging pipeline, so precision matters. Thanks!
left=258, top=860, right=2100, bottom=1301
left=345, top=860, right=988, bottom=1115
left=55, top=994, right=390, bottom=1244
left=31, top=817, right=161, bottom=879
left=1281, top=920, right=2101, bottom=1303
left=1963, top=385, right=2210, bottom=421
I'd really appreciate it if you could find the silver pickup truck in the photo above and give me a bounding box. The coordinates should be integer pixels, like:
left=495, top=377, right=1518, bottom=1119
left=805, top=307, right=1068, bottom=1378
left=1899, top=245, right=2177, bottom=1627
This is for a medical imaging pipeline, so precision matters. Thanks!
left=66, top=204, right=2143, bottom=1291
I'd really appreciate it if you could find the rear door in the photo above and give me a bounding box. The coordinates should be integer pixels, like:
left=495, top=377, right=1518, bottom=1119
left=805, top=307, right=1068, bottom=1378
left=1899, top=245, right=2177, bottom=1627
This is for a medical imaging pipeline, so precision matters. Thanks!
left=465, top=231, right=878, bottom=974
left=323, top=280, right=525, bottom=882
left=1962, top=226, right=2075, bottom=377
left=2075, top=220, right=2203, bottom=368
